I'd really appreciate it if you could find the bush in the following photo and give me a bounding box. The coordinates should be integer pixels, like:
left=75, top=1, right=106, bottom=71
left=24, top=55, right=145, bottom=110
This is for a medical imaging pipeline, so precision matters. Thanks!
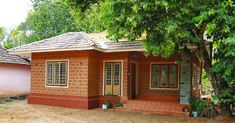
left=191, top=97, right=215, bottom=117
left=212, top=89, right=235, bottom=106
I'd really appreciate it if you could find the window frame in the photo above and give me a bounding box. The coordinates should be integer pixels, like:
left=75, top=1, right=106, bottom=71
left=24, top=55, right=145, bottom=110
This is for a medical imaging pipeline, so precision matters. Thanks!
left=45, top=60, right=69, bottom=88
left=149, top=62, right=180, bottom=90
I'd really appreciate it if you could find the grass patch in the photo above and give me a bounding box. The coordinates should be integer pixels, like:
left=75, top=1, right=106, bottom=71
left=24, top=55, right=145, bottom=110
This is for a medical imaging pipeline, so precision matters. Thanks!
left=0, top=101, right=15, bottom=108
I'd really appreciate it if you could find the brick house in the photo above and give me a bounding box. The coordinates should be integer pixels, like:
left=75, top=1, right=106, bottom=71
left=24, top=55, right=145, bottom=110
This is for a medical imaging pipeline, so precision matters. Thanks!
left=10, top=32, right=202, bottom=116
left=0, top=46, right=30, bottom=97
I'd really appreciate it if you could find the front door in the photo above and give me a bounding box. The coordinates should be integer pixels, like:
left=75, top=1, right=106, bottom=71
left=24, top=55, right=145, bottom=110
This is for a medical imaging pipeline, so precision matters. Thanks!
left=104, top=62, right=121, bottom=96
left=130, top=63, right=137, bottom=99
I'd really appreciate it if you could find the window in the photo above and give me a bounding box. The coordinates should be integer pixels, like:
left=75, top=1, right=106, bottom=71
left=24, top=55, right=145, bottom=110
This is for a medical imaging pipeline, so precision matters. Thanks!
left=46, top=61, right=68, bottom=86
left=151, top=63, right=178, bottom=89
left=104, top=62, right=121, bottom=96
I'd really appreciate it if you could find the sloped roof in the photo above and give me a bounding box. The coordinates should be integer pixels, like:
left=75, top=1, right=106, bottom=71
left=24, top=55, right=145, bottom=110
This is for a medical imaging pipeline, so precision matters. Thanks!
left=10, top=32, right=96, bottom=52
left=9, top=32, right=144, bottom=56
left=102, top=41, right=143, bottom=50
left=0, top=47, right=29, bottom=65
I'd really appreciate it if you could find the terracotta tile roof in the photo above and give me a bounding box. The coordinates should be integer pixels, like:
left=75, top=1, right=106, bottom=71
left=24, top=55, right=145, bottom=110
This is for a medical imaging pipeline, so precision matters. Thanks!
left=9, top=32, right=144, bottom=55
left=0, top=47, right=30, bottom=65
left=102, top=41, right=143, bottom=50
left=10, top=32, right=96, bottom=52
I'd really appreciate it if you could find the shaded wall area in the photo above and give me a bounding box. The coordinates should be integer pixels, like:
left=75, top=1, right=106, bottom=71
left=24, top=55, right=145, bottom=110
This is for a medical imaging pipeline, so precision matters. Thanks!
left=128, top=52, right=181, bottom=102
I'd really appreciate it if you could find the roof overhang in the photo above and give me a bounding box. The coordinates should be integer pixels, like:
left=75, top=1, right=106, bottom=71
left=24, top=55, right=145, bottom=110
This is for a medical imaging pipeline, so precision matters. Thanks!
left=9, top=47, right=145, bottom=57
left=9, top=46, right=199, bottom=58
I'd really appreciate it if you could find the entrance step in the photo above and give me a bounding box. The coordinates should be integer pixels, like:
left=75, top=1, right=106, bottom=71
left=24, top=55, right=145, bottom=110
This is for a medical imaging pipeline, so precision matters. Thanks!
left=116, top=100, right=191, bottom=117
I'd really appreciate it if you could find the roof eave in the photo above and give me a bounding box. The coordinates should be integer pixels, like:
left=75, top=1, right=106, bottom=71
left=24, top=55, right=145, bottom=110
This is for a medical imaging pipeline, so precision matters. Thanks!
left=0, top=61, right=30, bottom=65
left=9, top=47, right=145, bottom=57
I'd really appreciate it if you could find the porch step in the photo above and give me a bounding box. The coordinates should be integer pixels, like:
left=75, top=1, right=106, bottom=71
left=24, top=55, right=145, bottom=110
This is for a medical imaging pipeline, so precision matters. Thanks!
left=117, top=100, right=190, bottom=117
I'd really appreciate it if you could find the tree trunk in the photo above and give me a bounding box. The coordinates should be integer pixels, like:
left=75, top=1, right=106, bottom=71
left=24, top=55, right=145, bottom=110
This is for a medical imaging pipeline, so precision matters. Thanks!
left=198, top=40, right=220, bottom=95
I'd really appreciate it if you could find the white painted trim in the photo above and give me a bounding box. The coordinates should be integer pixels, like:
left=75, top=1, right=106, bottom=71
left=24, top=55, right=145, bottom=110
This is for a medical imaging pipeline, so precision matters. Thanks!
left=44, top=59, right=69, bottom=88
left=149, top=62, right=180, bottom=90
left=103, top=60, right=124, bottom=96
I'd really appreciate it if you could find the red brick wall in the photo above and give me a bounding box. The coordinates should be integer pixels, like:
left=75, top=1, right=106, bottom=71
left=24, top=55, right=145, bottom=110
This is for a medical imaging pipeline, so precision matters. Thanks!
left=88, top=51, right=100, bottom=97
left=30, top=51, right=89, bottom=96
left=29, top=50, right=130, bottom=108
left=29, top=51, right=98, bottom=109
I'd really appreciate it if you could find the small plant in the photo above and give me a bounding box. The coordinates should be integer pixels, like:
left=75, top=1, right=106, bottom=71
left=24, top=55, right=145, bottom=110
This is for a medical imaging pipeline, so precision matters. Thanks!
left=105, top=101, right=111, bottom=106
left=115, top=103, right=123, bottom=108
left=191, top=97, right=217, bottom=117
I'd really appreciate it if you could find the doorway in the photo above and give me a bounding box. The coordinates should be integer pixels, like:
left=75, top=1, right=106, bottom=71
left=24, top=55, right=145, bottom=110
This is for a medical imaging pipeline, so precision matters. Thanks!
left=130, top=62, right=137, bottom=99
left=104, top=62, right=122, bottom=96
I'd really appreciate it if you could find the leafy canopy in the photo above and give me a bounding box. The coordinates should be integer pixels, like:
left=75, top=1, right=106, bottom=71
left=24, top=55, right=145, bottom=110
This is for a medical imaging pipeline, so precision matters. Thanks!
left=101, top=0, right=235, bottom=57
left=26, top=0, right=77, bottom=42
left=3, top=0, right=77, bottom=48
left=4, top=0, right=105, bottom=48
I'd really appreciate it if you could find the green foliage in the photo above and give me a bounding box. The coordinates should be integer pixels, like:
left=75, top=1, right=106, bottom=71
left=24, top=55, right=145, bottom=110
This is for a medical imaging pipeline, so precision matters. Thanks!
left=100, top=0, right=235, bottom=98
left=115, top=103, right=123, bottom=107
left=0, top=100, right=15, bottom=108
left=212, top=89, right=235, bottom=105
left=101, top=0, right=235, bottom=57
left=4, top=0, right=77, bottom=47
left=26, top=0, right=77, bottom=42
left=71, top=3, right=106, bottom=33
left=201, top=70, right=213, bottom=95
left=6, top=0, right=105, bottom=48
left=3, top=41, right=13, bottom=49
left=212, top=38, right=234, bottom=107
left=213, top=38, right=235, bottom=88
left=191, top=97, right=215, bottom=117
left=64, top=0, right=99, bottom=12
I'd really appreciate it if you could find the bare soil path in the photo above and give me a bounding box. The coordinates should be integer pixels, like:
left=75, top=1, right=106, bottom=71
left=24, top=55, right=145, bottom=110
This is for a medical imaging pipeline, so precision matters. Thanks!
left=0, top=100, right=234, bottom=123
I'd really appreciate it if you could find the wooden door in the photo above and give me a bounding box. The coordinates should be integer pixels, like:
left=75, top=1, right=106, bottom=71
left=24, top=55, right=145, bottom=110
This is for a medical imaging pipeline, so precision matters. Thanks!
left=104, top=62, right=121, bottom=96
left=131, top=63, right=137, bottom=99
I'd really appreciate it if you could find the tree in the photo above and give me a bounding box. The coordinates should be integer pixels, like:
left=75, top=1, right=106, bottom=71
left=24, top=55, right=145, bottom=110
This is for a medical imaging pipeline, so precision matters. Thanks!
left=213, top=38, right=235, bottom=104
left=64, top=0, right=106, bottom=33
left=101, top=0, right=235, bottom=94
left=5, top=0, right=104, bottom=47
left=29, top=0, right=77, bottom=41
left=64, top=0, right=100, bottom=12
left=19, top=0, right=77, bottom=43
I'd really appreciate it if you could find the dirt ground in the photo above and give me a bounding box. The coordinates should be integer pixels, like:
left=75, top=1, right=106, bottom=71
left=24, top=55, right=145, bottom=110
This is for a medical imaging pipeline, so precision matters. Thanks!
left=0, top=99, right=234, bottom=123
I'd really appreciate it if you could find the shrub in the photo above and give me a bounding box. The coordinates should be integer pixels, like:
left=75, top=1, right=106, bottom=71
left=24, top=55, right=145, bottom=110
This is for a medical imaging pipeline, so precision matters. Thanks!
left=191, top=97, right=215, bottom=117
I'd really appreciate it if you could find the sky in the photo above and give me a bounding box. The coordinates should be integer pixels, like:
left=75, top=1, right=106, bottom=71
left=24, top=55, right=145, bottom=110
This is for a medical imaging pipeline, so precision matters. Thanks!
left=0, top=0, right=32, bottom=29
